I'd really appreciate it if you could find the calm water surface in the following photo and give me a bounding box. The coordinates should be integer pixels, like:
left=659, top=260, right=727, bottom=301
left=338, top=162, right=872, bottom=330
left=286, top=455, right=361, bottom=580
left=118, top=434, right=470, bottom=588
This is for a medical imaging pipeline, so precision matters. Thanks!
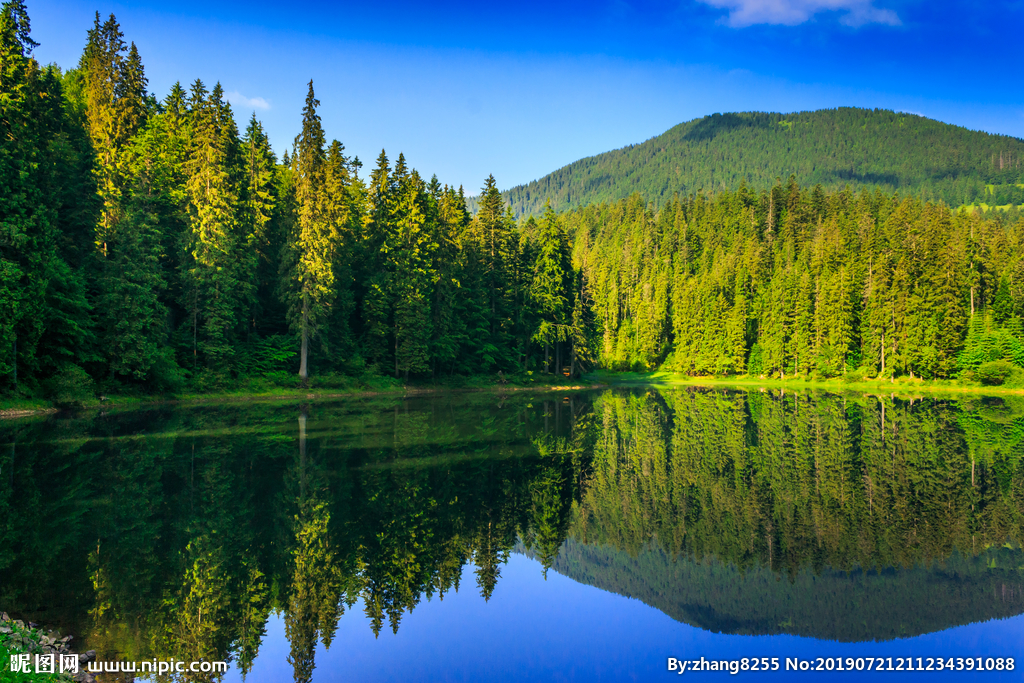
left=1, top=388, right=1022, bottom=681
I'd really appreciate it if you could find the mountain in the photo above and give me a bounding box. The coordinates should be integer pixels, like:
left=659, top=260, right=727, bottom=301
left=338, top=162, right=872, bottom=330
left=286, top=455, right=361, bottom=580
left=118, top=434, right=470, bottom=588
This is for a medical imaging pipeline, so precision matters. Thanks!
left=502, top=107, right=1024, bottom=216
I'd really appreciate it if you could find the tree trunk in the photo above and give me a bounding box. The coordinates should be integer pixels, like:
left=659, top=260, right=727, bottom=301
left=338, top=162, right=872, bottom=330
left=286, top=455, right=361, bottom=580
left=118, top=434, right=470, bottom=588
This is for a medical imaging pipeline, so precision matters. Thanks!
left=299, top=298, right=309, bottom=384
left=881, top=328, right=885, bottom=377
left=570, top=339, right=576, bottom=379
left=555, top=341, right=561, bottom=378
left=545, top=344, right=550, bottom=374
left=11, top=334, right=15, bottom=389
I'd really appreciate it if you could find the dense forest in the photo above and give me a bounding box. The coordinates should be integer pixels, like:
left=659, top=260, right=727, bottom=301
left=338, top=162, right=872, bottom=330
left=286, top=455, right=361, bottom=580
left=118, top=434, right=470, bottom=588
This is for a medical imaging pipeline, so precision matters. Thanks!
left=3, top=1, right=1024, bottom=402
left=2, top=389, right=1021, bottom=677
left=0, top=3, right=591, bottom=400
left=563, top=185, right=1024, bottom=380
left=502, top=109, right=1024, bottom=217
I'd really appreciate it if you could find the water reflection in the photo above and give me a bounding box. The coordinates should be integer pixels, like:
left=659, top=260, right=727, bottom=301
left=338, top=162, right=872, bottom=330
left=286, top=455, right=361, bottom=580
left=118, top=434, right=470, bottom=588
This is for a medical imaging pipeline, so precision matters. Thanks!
left=0, top=389, right=1021, bottom=680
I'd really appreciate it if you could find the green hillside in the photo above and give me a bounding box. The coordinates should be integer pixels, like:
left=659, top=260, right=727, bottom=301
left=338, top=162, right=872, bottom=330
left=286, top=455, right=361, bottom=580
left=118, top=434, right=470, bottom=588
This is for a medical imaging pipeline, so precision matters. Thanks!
left=503, top=108, right=1024, bottom=216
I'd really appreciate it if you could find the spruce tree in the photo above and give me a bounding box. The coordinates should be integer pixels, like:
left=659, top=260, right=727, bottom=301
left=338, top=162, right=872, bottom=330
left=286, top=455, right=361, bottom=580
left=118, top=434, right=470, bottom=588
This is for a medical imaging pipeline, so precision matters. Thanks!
left=240, top=114, right=278, bottom=342
left=181, top=81, right=244, bottom=371
left=282, top=81, right=340, bottom=383
left=472, top=174, right=515, bottom=365
left=360, top=150, right=395, bottom=371
left=530, top=202, right=573, bottom=373
left=1, top=2, right=94, bottom=393
left=391, top=170, right=434, bottom=378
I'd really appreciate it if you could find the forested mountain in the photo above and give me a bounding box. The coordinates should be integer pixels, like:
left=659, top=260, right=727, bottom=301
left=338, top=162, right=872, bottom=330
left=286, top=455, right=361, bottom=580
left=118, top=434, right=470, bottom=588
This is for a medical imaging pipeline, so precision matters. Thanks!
left=502, top=109, right=1024, bottom=217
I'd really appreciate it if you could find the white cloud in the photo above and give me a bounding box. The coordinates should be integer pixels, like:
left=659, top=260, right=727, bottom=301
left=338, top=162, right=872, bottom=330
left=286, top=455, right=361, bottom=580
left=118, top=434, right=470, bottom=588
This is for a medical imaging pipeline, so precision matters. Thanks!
left=224, top=91, right=271, bottom=111
left=698, top=0, right=901, bottom=28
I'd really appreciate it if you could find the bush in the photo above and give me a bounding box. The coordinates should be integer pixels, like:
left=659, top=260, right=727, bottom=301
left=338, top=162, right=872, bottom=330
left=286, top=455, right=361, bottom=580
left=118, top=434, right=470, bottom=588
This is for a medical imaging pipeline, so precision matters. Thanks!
left=189, top=369, right=231, bottom=393
left=150, top=347, right=185, bottom=392
left=842, top=367, right=869, bottom=384
left=237, top=335, right=298, bottom=376
left=309, top=372, right=352, bottom=389
left=43, top=364, right=93, bottom=408
left=746, top=344, right=764, bottom=376
left=975, top=360, right=1017, bottom=386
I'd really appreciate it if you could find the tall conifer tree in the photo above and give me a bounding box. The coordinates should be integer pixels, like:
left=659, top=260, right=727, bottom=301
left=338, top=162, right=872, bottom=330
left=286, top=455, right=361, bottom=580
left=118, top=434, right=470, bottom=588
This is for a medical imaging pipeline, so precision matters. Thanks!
left=181, top=81, right=243, bottom=370
left=283, top=81, right=340, bottom=382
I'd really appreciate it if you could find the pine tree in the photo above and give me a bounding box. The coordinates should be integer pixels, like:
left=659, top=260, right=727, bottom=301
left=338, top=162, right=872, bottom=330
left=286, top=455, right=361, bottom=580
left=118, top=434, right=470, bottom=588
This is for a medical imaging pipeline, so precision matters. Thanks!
left=240, top=114, right=278, bottom=342
left=0, top=1, right=40, bottom=389
left=1, top=2, right=94, bottom=393
left=391, top=170, right=434, bottom=378
left=282, top=81, right=340, bottom=383
left=727, top=270, right=749, bottom=374
left=80, top=13, right=147, bottom=257
left=531, top=202, right=573, bottom=373
left=99, top=114, right=177, bottom=383
left=472, top=174, right=515, bottom=368
left=322, top=139, right=357, bottom=368
left=181, top=81, right=244, bottom=371
left=361, top=150, right=395, bottom=371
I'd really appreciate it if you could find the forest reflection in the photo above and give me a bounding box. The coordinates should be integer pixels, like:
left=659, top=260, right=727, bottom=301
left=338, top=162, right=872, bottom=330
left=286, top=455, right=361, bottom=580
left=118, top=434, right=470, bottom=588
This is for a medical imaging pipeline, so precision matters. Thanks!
left=1, top=389, right=1022, bottom=680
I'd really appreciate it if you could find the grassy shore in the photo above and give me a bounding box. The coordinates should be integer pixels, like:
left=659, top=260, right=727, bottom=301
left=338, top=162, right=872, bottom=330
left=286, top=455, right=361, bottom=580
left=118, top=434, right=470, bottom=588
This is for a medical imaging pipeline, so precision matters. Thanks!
left=593, top=370, right=1024, bottom=398
left=0, top=372, right=603, bottom=417
left=4, top=368, right=1024, bottom=418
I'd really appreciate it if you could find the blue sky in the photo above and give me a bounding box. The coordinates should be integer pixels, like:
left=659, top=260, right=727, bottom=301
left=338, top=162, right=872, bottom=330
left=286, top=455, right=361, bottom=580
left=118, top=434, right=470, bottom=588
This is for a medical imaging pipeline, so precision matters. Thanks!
left=26, top=0, right=1024, bottom=192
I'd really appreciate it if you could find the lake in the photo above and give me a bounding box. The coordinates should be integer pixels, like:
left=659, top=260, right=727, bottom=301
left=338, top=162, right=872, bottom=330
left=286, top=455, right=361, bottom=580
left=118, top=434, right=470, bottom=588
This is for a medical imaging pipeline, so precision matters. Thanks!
left=1, top=387, right=1022, bottom=681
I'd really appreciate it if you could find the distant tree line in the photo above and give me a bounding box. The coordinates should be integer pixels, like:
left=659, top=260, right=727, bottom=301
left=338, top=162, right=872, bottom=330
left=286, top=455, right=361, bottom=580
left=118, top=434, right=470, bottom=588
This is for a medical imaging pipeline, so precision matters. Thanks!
left=564, top=180, right=1024, bottom=379
left=0, top=3, right=592, bottom=398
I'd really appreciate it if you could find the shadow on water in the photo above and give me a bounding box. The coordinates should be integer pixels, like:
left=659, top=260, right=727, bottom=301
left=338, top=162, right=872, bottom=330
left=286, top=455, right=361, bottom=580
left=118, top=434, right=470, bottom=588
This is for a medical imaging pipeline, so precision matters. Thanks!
left=1, top=387, right=1022, bottom=679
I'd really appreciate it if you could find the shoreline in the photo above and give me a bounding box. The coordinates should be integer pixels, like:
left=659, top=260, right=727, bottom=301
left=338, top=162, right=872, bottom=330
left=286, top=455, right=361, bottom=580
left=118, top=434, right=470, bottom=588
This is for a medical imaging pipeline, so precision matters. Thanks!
left=593, top=371, right=1024, bottom=399
left=4, top=371, right=1023, bottom=419
left=0, top=380, right=608, bottom=419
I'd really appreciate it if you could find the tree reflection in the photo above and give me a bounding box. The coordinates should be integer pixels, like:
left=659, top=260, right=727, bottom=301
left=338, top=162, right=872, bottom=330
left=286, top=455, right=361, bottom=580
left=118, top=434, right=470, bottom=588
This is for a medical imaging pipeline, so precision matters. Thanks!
left=0, top=391, right=1021, bottom=678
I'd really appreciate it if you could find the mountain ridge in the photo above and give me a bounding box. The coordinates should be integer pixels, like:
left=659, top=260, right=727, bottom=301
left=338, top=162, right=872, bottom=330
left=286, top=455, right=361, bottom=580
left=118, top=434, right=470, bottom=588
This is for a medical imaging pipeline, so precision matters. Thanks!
left=498, top=107, right=1024, bottom=216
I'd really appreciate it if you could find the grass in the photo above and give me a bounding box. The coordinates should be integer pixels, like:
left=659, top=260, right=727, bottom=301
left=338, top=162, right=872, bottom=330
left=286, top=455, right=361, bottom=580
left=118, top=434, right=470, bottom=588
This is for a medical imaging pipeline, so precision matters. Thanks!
left=590, top=370, right=1024, bottom=398
left=961, top=202, right=1024, bottom=212
left=6, top=365, right=1023, bottom=418
left=0, top=370, right=602, bottom=416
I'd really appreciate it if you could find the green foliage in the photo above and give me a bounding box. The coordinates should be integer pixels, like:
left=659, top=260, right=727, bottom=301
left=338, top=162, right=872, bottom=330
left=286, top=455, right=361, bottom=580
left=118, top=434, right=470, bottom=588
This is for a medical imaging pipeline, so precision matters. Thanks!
left=503, top=108, right=1024, bottom=217
left=41, top=363, right=93, bottom=408
left=976, top=360, right=1017, bottom=385
left=237, top=334, right=298, bottom=376
left=957, top=315, right=1024, bottom=374
left=7, top=3, right=1023, bottom=399
left=563, top=184, right=1022, bottom=380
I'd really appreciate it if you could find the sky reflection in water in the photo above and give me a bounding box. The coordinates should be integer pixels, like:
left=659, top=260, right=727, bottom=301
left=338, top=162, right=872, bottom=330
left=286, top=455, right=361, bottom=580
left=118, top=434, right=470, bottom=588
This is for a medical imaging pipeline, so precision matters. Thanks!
left=2, top=388, right=1023, bottom=681
left=237, top=555, right=1024, bottom=682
